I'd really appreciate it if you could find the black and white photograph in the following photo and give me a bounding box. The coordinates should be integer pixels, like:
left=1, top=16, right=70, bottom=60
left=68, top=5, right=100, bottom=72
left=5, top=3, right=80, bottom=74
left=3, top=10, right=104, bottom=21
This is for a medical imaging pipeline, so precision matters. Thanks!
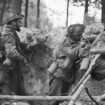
left=0, top=0, right=105, bottom=105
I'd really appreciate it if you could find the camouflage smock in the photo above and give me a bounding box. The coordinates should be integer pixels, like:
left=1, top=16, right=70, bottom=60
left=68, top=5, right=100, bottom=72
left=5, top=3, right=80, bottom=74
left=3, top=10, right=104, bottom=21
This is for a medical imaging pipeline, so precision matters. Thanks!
left=0, top=25, right=25, bottom=95
left=1, top=25, right=24, bottom=61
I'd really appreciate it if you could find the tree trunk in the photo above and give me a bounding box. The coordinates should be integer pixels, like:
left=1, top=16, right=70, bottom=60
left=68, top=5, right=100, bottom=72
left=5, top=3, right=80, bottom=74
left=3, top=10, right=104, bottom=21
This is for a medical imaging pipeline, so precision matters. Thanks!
left=24, top=0, right=28, bottom=27
left=83, top=0, right=89, bottom=25
left=101, top=0, right=105, bottom=24
left=66, top=0, right=70, bottom=27
left=0, top=0, right=6, bottom=25
left=11, top=0, right=22, bottom=14
left=36, top=0, right=40, bottom=28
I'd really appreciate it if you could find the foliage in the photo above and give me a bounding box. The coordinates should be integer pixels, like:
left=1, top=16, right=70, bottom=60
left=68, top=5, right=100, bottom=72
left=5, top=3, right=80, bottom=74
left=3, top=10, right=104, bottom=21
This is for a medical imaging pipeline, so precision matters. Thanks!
left=21, top=0, right=53, bottom=30
left=71, top=0, right=101, bottom=9
left=17, top=27, right=49, bottom=48
left=17, top=27, right=51, bottom=95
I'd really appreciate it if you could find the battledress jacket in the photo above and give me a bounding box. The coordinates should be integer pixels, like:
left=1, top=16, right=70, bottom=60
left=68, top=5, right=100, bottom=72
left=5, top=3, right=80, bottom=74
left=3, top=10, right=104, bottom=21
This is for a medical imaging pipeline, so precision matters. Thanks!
left=53, top=36, right=80, bottom=83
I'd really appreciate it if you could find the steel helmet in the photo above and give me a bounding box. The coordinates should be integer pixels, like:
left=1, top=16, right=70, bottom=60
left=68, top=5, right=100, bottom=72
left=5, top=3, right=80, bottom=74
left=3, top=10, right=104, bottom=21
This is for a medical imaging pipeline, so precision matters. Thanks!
left=4, top=12, right=23, bottom=24
left=67, top=24, right=85, bottom=41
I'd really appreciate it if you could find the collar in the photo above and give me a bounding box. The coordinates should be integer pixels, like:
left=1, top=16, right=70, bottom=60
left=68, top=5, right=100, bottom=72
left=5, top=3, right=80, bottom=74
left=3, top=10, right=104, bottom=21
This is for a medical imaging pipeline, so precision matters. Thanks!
left=4, top=25, right=17, bottom=33
left=1, top=24, right=20, bottom=36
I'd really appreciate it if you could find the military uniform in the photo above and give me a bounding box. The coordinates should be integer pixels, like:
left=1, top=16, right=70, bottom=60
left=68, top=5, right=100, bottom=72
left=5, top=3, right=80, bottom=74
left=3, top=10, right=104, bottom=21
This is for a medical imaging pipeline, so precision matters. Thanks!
left=90, top=32, right=105, bottom=80
left=0, top=24, right=25, bottom=95
left=80, top=32, right=105, bottom=81
left=53, top=37, right=80, bottom=83
left=48, top=37, right=80, bottom=105
left=47, top=24, right=85, bottom=105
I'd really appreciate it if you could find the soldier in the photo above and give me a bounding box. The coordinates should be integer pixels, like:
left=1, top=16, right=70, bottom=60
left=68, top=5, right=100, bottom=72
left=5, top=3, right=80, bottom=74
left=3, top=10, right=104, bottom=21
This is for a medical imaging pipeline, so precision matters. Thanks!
left=88, top=32, right=105, bottom=81
left=79, top=28, right=105, bottom=81
left=47, top=24, right=85, bottom=105
left=0, top=12, right=26, bottom=95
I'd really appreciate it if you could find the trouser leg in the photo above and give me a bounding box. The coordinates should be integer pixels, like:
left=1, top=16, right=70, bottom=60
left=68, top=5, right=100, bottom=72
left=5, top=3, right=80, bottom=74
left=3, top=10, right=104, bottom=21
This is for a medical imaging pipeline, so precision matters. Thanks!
left=48, top=75, right=72, bottom=105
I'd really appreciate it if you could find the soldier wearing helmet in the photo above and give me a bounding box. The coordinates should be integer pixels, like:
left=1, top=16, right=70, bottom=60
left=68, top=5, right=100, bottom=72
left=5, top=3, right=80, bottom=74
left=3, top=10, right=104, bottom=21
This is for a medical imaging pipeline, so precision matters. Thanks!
left=0, top=12, right=26, bottom=95
left=47, top=24, right=85, bottom=105
left=67, top=24, right=85, bottom=42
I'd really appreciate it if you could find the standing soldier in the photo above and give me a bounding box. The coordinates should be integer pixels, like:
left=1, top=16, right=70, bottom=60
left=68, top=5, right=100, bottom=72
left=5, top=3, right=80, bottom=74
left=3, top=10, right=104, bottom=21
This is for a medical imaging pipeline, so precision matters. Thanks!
left=0, top=12, right=26, bottom=95
left=47, top=24, right=85, bottom=105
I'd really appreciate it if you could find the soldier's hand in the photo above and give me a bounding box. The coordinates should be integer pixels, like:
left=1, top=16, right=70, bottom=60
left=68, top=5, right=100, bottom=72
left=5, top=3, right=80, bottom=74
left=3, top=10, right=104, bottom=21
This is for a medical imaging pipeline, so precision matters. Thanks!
left=62, top=47, right=74, bottom=56
left=23, top=58, right=27, bottom=65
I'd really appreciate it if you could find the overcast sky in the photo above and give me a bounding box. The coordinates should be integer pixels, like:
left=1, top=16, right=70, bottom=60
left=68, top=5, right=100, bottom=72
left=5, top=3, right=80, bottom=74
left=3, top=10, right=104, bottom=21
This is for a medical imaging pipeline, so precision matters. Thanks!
left=42, top=0, right=101, bottom=27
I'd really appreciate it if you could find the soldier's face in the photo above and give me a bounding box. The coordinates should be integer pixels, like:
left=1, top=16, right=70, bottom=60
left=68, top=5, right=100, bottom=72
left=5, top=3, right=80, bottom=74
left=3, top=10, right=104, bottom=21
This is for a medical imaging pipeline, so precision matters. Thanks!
left=16, top=19, right=22, bottom=27
left=73, top=33, right=82, bottom=41
left=69, top=33, right=82, bottom=42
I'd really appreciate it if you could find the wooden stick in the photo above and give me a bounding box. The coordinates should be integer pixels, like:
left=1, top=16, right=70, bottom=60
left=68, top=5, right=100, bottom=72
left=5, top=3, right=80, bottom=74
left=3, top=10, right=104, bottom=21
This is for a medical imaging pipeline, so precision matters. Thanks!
left=0, top=95, right=101, bottom=101
left=68, top=75, right=91, bottom=105
left=0, top=95, right=71, bottom=101
left=71, top=54, right=100, bottom=95
left=68, top=54, right=100, bottom=105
